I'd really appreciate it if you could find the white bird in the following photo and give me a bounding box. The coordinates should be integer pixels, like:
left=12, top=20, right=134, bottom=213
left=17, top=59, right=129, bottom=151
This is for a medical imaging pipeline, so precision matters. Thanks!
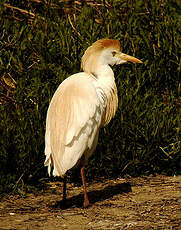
left=44, top=39, right=142, bottom=208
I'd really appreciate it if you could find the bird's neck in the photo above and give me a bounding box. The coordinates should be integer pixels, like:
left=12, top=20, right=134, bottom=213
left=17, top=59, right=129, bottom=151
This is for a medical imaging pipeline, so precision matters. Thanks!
left=91, top=64, right=118, bottom=126
left=91, top=64, right=115, bottom=85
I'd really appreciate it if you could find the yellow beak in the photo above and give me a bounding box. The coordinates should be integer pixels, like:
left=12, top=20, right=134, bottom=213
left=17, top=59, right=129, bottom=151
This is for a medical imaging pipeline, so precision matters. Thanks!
left=118, top=52, right=143, bottom=63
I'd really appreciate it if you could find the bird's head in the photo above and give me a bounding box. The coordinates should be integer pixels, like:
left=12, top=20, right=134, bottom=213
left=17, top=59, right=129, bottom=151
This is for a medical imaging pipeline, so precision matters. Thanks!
left=81, top=39, right=142, bottom=74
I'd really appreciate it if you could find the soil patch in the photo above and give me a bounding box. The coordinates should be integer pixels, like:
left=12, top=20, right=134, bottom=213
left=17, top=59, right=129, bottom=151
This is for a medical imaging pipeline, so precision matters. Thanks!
left=0, top=175, right=181, bottom=229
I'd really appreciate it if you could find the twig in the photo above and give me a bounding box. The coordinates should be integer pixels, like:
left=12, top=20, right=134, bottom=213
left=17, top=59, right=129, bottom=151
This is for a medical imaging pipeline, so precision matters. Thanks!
left=4, top=3, right=35, bottom=18
left=13, top=172, right=25, bottom=192
left=67, top=14, right=81, bottom=37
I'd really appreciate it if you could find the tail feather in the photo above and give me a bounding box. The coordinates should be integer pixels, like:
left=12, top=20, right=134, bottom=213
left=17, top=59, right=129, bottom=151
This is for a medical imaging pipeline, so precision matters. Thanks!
left=44, top=154, right=52, bottom=176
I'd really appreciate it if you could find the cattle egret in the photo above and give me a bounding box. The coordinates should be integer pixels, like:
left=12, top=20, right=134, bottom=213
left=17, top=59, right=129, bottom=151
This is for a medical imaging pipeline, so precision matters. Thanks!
left=44, top=39, right=142, bottom=208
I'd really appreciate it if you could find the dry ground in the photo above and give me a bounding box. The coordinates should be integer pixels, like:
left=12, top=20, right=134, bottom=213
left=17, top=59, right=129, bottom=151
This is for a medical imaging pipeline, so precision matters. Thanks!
left=0, top=175, right=181, bottom=230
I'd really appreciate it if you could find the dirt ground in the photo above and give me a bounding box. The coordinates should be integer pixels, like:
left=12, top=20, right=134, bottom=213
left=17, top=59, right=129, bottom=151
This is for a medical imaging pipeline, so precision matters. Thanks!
left=0, top=175, right=180, bottom=230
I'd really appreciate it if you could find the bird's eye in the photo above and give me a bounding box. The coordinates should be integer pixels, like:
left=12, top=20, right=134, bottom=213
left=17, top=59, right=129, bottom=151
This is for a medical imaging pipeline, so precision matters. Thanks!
left=112, top=51, right=117, bottom=56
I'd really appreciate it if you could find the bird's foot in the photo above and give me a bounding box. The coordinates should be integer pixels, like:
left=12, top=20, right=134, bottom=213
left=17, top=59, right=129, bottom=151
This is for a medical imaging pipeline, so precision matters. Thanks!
left=83, top=199, right=90, bottom=208
left=61, top=198, right=67, bottom=206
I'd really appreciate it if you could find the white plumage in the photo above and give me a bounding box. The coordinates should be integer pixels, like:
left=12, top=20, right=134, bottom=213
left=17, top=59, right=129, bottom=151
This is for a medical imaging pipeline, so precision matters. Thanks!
left=44, top=39, right=142, bottom=207
left=45, top=73, right=102, bottom=176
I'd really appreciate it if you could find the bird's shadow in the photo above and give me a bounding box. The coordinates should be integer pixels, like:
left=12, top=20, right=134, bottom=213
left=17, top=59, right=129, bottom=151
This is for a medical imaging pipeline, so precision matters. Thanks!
left=51, top=182, right=132, bottom=209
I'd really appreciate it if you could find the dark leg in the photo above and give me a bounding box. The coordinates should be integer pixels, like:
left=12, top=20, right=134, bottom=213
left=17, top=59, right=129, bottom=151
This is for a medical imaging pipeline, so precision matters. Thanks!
left=81, top=166, right=89, bottom=208
left=63, top=176, right=67, bottom=202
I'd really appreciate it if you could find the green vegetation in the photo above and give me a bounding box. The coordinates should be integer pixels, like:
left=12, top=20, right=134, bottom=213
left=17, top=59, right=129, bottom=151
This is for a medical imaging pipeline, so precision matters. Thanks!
left=0, top=0, right=180, bottom=194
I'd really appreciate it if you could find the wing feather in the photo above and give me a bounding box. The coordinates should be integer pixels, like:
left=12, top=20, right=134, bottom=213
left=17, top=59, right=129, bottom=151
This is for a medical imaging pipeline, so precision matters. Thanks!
left=44, top=73, right=102, bottom=177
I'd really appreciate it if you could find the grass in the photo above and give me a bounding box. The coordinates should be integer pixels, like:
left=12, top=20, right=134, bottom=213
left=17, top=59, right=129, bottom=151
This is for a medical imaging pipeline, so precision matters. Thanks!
left=0, top=0, right=180, bottom=194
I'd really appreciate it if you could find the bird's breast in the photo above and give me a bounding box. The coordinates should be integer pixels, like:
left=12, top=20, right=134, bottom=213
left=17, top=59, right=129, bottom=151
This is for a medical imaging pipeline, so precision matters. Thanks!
left=94, top=79, right=118, bottom=126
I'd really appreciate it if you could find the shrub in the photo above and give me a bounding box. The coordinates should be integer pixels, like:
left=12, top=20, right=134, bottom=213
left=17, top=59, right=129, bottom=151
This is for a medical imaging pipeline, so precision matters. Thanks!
left=0, top=0, right=180, bottom=194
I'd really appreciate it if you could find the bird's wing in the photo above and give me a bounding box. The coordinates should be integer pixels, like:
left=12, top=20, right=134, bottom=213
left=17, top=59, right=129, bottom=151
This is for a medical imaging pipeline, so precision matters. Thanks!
left=45, top=74, right=102, bottom=176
